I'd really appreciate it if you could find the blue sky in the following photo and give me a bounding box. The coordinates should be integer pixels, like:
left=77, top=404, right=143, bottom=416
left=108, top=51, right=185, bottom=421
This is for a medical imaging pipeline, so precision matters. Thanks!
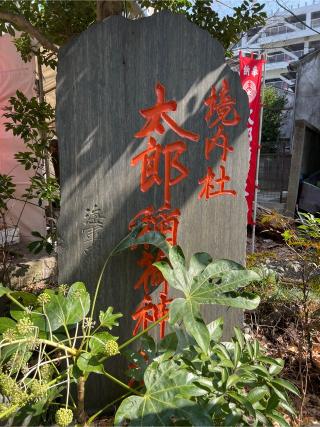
left=215, top=0, right=314, bottom=17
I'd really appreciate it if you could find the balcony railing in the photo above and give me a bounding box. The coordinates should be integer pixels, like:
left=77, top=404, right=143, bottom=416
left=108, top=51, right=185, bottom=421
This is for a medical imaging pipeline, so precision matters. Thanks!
left=311, top=18, right=320, bottom=28
left=267, top=50, right=304, bottom=64
left=253, top=20, right=310, bottom=42
left=266, top=81, right=290, bottom=91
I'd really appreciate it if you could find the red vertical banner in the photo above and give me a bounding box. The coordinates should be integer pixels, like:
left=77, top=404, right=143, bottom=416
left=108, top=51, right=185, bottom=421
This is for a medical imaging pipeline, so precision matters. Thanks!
left=239, top=52, right=265, bottom=225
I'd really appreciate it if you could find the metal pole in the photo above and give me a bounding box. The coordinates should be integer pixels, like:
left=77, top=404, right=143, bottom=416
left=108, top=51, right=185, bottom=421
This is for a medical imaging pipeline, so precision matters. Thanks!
left=251, top=52, right=267, bottom=253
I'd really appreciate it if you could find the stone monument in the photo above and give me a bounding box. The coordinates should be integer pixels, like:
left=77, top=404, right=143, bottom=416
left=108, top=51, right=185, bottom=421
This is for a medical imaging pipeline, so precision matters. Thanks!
left=57, top=11, right=249, bottom=409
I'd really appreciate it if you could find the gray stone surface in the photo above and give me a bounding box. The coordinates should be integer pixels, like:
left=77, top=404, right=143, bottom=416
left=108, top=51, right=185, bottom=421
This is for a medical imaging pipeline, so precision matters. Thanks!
left=57, top=12, right=249, bottom=409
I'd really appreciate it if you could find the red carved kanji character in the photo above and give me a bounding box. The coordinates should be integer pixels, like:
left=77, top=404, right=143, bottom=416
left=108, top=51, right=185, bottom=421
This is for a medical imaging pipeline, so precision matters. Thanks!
left=204, top=79, right=240, bottom=128
left=129, top=206, right=180, bottom=245
left=132, top=295, right=157, bottom=336
left=198, top=165, right=237, bottom=200
left=162, top=140, right=189, bottom=208
left=131, top=140, right=189, bottom=208
left=134, top=250, right=165, bottom=293
left=205, top=124, right=234, bottom=162
left=129, top=206, right=156, bottom=233
left=131, top=137, right=162, bottom=193
left=155, top=207, right=180, bottom=245
left=156, top=292, right=172, bottom=339
left=135, top=82, right=200, bottom=142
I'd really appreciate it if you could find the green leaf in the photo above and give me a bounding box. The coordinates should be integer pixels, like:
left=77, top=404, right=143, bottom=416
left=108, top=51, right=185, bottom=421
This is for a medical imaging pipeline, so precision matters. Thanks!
left=0, top=284, right=11, bottom=297
left=190, top=270, right=260, bottom=303
left=189, top=259, right=244, bottom=297
left=207, top=317, right=223, bottom=342
left=271, top=378, right=300, bottom=396
left=158, top=332, right=178, bottom=353
left=233, top=342, right=241, bottom=367
left=168, top=246, right=190, bottom=293
left=112, top=227, right=170, bottom=257
left=188, top=252, right=212, bottom=278
left=209, top=292, right=260, bottom=310
left=279, top=400, right=296, bottom=416
left=268, top=359, right=284, bottom=375
left=76, top=352, right=104, bottom=374
left=115, top=360, right=211, bottom=426
left=183, top=301, right=210, bottom=353
left=169, top=298, right=186, bottom=324
left=99, top=307, right=122, bottom=329
left=0, top=317, right=16, bottom=333
left=89, top=331, right=116, bottom=354
left=153, top=261, right=177, bottom=289
left=268, top=410, right=291, bottom=427
left=226, top=374, right=240, bottom=388
left=44, top=282, right=90, bottom=330
left=114, top=395, right=141, bottom=425
left=247, top=386, right=270, bottom=404
left=233, top=327, right=245, bottom=349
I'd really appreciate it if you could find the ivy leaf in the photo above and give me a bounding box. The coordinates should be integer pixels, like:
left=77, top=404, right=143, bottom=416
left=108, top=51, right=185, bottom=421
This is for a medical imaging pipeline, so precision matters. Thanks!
left=0, top=317, right=16, bottom=333
left=44, top=282, right=90, bottom=330
left=89, top=331, right=117, bottom=355
left=99, top=307, right=123, bottom=329
left=76, top=352, right=104, bottom=375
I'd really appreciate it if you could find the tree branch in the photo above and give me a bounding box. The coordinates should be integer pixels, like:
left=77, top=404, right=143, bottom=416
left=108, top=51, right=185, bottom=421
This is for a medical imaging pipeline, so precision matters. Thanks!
left=0, top=11, right=58, bottom=53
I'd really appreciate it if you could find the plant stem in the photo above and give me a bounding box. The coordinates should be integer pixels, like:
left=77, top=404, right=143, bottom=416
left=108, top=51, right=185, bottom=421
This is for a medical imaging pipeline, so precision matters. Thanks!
left=0, top=403, right=19, bottom=420
left=87, top=386, right=143, bottom=425
left=118, top=313, right=168, bottom=351
left=7, top=293, right=28, bottom=311
left=89, top=253, right=111, bottom=325
left=76, top=376, right=87, bottom=424
left=103, top=371, right=144, bottom=396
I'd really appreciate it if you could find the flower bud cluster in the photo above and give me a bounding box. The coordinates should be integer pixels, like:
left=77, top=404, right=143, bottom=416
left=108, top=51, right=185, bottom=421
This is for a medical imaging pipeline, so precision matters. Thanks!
left=105, top=340, right=119, bottom=357
left=29, top=379, right=48, bottom=402
left=40, top=363, right=55, bottom=382
left=0, top=373, right=28, bottom=406
left=37, top=292, right=51, bottom=305
left=2, top=328, right=17, bottom=343
left=58, top=284, right=69, bottom=296
left=16, top=317, right=34, bottom=335
left=55, top=408, right=73, bottom=427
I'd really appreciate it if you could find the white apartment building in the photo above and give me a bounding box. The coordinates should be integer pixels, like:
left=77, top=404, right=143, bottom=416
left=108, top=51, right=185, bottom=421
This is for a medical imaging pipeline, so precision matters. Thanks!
left=234, top=1, right=320, bottom=91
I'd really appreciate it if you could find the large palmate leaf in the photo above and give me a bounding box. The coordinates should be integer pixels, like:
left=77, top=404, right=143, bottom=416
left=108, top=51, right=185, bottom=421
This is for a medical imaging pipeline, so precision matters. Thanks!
left=115, top=360, right=212, bottom=426
left=155, top=246, right=260, bottom=351
left=112, top=226, right=170, bottom=257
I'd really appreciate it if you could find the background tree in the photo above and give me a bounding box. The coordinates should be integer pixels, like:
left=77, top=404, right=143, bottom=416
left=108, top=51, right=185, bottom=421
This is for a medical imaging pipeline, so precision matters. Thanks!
left=261, top=86, right=287, bottom=153
left=0, top=0, right=266, bottom=64
left=0, top=0, right=266, bottom=257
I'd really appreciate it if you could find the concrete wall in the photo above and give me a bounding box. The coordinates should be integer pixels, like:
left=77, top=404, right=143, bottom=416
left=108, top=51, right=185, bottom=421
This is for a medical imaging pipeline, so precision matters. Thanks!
left=286, top=51, right=320, bottom=215
left=294, top=53, right=320, bottom=131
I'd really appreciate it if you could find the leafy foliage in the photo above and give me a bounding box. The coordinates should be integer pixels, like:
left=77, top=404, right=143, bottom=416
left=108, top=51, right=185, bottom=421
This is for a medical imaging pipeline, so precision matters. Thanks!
left=2, top=90, right=58, bottom=255
left=261, top=86, right=287, bottom=153
left=138, top=0, right=266, bottom=52
left=117, top=321, right=298, bottom=426
left=155, top=246, right=260, bottom=351
left=0, top=175, right=16, bottom=213
left=0, top=228, right=296, bottom=425
left=0, top=0, right=97, bottom=68
left=0, top=0, right=266, bottom=66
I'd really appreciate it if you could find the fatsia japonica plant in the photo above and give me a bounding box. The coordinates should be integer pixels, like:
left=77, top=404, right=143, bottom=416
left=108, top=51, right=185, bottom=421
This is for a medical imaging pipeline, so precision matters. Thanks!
left=0, top=227, right=298, bottom=426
